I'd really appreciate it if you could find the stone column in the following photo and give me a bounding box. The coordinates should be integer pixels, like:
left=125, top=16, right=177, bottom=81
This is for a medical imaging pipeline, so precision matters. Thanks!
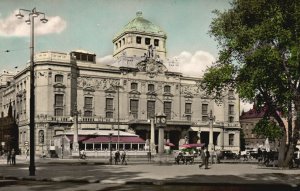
left=158, top=127, right=164, bottom=155
left=197, top=130, right=201, bottom=144
left=73, top=114, right=79, bottom=152
left=150, top=118, right=156, bottom=154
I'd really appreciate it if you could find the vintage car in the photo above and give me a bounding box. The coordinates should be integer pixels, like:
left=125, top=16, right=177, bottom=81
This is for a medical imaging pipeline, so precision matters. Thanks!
left=218, top=150, right=237, bottom=160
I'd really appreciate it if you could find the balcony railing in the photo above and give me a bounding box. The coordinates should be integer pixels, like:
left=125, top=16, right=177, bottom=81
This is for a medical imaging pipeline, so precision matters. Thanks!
left=34, top=115, right=128, bottom=123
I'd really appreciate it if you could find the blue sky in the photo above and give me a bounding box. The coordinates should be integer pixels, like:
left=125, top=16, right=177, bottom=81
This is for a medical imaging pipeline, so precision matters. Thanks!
left=0, top=0, right=253, bottom=111
left=0, top=0, right=231, bottom=72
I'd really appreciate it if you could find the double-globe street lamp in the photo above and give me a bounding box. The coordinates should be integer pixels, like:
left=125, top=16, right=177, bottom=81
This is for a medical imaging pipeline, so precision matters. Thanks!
left=16, top=8, right=48, bottom=176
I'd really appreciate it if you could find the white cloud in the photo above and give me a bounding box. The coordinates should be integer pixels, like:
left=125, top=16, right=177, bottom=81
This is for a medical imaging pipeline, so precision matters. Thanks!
left=0, top=10, right=66, bottom=37
left=167, top=50, right=216, bottom=77
left=96, top=55, right=115, bottom=65
left=240, top=101, right=253, bottom=114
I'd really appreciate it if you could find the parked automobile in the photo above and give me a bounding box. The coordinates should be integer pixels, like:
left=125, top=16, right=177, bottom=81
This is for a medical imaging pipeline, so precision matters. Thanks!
left=218, top=150, right=237, bottom=160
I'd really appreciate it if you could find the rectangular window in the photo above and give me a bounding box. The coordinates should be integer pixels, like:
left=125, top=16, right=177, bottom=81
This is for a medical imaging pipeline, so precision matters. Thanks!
left=55, top=75, right=63, bottom=83
left=145, top=38, right=151, bottom=45
left=54, top=108, right=63, bottom=116
left=229, top=134, right=234, bottom=146
left=88, top=55, right=94, bottom=62
left=130, top=100, right=139, bottom=119
left=131, top=83, right=138, bottom=91
left=164, top=85, right=171, bottom=93
left=229, top=104, right=234, bottom=115
left=164, top=102, right=172, bottom=120
left=202, top=104, right=208, bottom=115
left=55, top=94, right=64, bottom=107
left=185, top=103, right=192, bottom=114
left=81, top=54, right=87, bottom=61
left=202, top=116, right=208, bottom=122
left=148, top=84, right=155, bottom=92
left=147, top=101, right=155, bottom=119
left=136, top=36, right=141, bottom=44
left=106, top=98, right=113, bottom=111
left=84, top=97, right=93, bottom=109
left=186, top=115, right=191, bottom=121
left=84, top=110, right=92, bottom=117
left=229, top=116, right=234, bottom=123
left=106, top=112, right=113, bottom=119
left=154, top=39, right=159, bottom=46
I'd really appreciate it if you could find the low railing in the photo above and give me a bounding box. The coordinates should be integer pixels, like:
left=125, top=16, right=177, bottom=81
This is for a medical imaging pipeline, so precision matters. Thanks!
left=34, top=115, right=128, bottom=123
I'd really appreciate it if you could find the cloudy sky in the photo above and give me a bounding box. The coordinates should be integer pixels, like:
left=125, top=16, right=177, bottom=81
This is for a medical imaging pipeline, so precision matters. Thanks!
left=0, top=0, right=252, bottom=111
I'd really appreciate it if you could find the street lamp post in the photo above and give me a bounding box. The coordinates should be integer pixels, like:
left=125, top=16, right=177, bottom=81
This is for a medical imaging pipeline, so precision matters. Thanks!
left=16, top=8, right=48, bottom=176
left=113, top=85, right=123, bottom=151
left=72, top=104, right=80, bottom=156
left=109, top=133, right=113, bottom=165
left=208, top=110, right=215, bottom=151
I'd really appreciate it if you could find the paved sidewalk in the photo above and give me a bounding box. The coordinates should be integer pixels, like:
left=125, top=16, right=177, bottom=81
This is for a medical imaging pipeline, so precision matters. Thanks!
left=1, top=159, right=300, bottom=188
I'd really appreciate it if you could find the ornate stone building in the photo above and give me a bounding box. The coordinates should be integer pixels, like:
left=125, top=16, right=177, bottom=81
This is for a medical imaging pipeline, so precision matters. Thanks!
left=0, top=12, right=241, bottom=155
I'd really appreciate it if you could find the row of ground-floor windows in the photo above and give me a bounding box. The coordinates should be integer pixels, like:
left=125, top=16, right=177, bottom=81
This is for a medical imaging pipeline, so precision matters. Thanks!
left=83, top=143, right=145, bottom=151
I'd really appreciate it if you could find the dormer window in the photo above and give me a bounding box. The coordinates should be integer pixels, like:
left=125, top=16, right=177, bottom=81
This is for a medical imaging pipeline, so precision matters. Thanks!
left=145, top=38, right=151, bottom=45
left=131, top=82, right=138, bottom=91
left=55, top=74, right=63, bottom=83
left=154, top=39, right=159, bottom=46
left=136, top=36, right=141, bottom=44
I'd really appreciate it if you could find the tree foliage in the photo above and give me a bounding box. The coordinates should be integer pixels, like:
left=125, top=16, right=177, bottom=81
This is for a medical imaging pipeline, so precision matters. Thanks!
left=202, top=0, right=300, bottom=167
left=252, top=118, right=283, bottom=141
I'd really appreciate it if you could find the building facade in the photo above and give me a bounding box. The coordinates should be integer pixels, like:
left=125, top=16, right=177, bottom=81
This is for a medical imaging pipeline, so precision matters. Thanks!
left=0, top=12, right=241, bottom=155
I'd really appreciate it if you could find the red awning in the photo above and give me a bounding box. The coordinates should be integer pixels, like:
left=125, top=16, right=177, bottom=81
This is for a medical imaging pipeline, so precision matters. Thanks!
left=66, top=135, right=89, bottom=143
left=165, top=142, right=175, bottom=147
left=83, top=136, right=145, bottom=144
left=181, top=143, right=205, bottom=148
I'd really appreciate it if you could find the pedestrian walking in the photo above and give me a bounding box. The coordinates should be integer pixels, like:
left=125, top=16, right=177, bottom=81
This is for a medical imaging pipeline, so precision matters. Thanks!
left=6, top=151, right=11, bottom=165
left=147, top=151, right=152, bottom=162
left=205, top=148, right=210, bottom=169
left=121, top=150, right=127, bottom=165
left=198, top=147, right=206, bottom=168
left=114, top=150, right=120, bottom=165
left=25, top=149, right=29, bottom=160
left=11, top=149, right=16, bottom=165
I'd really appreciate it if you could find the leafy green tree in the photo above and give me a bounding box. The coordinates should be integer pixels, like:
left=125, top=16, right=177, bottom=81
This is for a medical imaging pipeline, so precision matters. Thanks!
left=202, top=0, right=300, bottom=167
left=252, top=117, right=283, bottom=141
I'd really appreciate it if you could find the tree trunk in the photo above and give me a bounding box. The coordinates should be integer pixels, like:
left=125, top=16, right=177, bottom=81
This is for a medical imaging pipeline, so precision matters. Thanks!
left=273, top=107, right=293, bottom=168
left=277, top=95, right=300, bottom=168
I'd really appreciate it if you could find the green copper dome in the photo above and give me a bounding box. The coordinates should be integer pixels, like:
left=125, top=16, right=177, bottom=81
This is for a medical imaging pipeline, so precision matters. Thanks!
left=114, top=12, right=166, bottom=39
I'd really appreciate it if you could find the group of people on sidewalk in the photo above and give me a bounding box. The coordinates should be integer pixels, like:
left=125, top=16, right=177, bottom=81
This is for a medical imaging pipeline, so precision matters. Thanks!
left=6, top=149, right=17, bottom=165
left=114, top=150, right=127, bottom=165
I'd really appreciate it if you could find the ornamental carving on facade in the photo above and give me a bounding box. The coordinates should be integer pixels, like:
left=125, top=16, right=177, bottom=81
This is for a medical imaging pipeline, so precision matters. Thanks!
left=77, top=77, right=120, bottom=90
left=136, top=58, right=167, bottom=78
left=181, top=84, right=198, bottom=95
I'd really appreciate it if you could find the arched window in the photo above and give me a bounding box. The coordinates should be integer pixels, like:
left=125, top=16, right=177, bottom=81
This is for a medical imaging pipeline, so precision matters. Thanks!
left=39, top=130, right=44, bottom=144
